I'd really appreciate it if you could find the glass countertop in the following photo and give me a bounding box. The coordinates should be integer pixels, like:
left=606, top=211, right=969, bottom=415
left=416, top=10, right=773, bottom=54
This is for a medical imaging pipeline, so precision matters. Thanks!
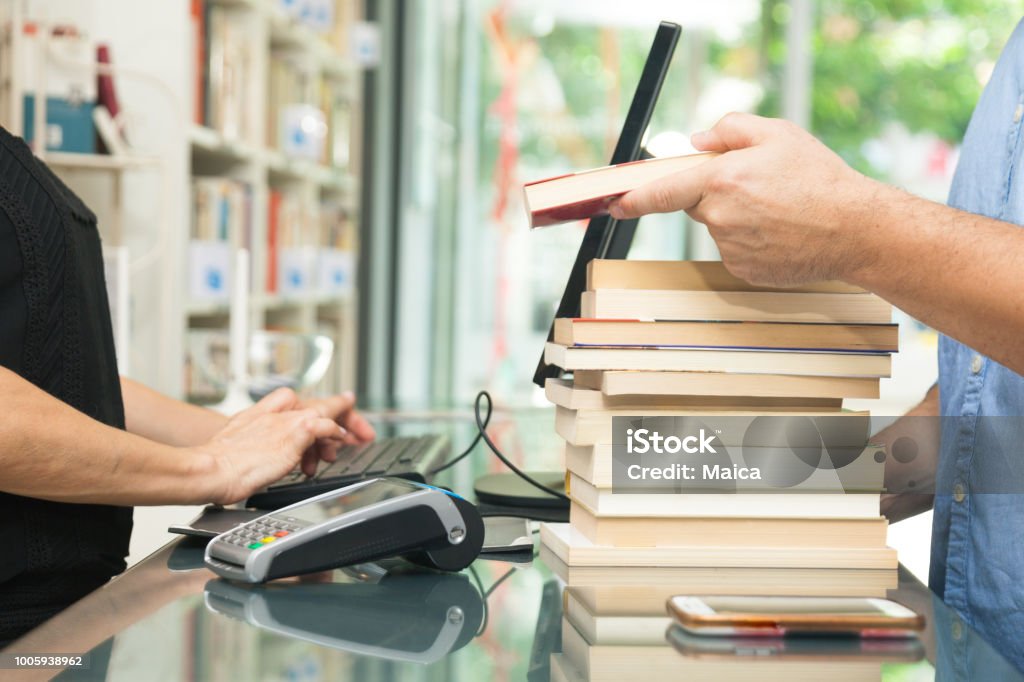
left=3, top=410, right=1022, bottom=680
left=6, top=540, right=1023, bottom=681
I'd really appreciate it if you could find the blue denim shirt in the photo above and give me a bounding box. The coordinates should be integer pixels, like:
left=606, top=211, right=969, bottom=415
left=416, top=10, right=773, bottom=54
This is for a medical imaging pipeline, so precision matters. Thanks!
left=935, top=17, right=1024, bottom=672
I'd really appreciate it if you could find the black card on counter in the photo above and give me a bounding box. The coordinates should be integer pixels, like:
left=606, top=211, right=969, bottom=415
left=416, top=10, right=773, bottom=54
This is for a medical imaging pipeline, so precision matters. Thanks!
left=168, top=506, right=263, bottom=539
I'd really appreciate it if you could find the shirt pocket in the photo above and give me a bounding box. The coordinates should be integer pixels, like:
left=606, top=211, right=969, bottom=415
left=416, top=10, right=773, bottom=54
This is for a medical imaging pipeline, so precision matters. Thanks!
left=1000, top=94, right=1024, bottom=223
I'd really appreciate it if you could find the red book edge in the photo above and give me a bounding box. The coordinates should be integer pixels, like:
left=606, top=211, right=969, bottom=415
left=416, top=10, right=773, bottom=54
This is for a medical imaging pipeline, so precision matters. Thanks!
left=528, top=193, right=624, bottom=229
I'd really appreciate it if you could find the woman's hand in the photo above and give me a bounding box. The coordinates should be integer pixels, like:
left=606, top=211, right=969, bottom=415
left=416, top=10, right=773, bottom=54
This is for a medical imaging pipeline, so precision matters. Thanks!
left=298, top=390, right=377, bottom=465
left=189, top=388, right=346, bottom=505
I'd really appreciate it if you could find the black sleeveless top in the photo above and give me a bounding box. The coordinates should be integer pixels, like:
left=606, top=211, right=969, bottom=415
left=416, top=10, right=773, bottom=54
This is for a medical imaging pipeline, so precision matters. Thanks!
left=0, top=127, right=132, bottom=642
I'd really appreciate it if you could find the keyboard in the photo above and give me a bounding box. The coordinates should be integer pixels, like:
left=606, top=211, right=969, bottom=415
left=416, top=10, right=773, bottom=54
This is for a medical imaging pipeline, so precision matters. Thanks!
left=245, top=434, right=450, bottom=509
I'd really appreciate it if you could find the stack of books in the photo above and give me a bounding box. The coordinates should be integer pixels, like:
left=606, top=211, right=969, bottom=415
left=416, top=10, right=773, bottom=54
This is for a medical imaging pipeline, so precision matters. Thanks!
left=539, top=259, right=901, bottom=679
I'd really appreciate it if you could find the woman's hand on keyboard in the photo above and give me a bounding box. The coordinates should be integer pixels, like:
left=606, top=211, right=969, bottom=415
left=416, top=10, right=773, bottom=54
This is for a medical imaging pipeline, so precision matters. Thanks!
left=191, top=388, right=347, bottom=505
left=299, top=391, right=376, bottom=471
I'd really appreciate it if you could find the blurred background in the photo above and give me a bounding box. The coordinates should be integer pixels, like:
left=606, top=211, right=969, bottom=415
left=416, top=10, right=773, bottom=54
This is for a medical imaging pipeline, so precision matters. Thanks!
left=378, top=0, right=1018, bottom=413
left=1, top=0, right=1020, bottom=570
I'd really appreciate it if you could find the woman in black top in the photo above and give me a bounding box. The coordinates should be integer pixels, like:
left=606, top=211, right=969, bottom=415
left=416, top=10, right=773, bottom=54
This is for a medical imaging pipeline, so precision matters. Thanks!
left=0, top=126, right=375, bottom=644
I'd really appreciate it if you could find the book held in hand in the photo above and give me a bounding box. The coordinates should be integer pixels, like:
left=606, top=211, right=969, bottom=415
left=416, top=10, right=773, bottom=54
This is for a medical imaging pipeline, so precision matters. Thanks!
left=523, top=153, right=719, bottom=229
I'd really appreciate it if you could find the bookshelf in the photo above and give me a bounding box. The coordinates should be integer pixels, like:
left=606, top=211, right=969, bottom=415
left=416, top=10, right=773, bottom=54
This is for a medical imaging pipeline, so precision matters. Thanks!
left=186, top=0, right=362, bottom=403
left=0, top=0, right=365, bottom=402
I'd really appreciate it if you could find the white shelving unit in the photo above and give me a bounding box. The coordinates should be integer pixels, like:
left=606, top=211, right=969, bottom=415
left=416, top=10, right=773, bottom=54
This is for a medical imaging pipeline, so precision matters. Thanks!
left=184, top=0, right=362, bottom=403
left=1, top=0, right=364, bottom=401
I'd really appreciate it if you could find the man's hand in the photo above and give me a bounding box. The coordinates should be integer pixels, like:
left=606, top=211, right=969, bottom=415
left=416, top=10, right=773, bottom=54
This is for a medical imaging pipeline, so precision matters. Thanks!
left=298, top=391, right=377, bottom=467
left=877, top=385, right=941, bottom=523
left=610, top=112, right=880, bottom=287
left=190, top=388, right=346, bottom=505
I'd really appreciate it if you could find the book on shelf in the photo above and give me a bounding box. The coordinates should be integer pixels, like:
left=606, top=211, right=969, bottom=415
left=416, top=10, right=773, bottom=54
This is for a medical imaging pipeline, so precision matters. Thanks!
left=322, top=80, right=352, bottom=169
left=319, top=201, right=356, bottom=250
left=327, top=0, right=361, bottom=54
left=553, top=318, right=898, bottom=353
left=565, top=473, right=881, bottom=519
left=572, top=369, right=881, bottom=399
left=266, top=52, right=294, bottom=150
left=316, top=201, right=356, bottom=295
left=545, top=377, right=843, bottom=412
left=580, top=289, right=892, bottom=324
left=586, top=259, right=866, bottom=294
left=267, top=192, right=357, bottom=296
left=523, top=153, right=718, bottom=229
left=267, top=52, right=323, bottom=159
left=189, top=178, right=251, bottom=302
left=546, top=342, right=892, bottom=377
left=565, top=441, right=886, bottom=490
left=267, top=191, right=315, bottom=295
left=554, top=405, right=868, bottom=447
left=266, top=190, right=281, bottom=293
left=539, top=546, right=897, bottom=597
left=191, top=177, right=252, bottom=245
left=568, top=502, right=888, bottom=549
left=95, top=45, right=125, bottom=153
left=201, top=2, right=256, bottom=142
left=539, top=522, right=897, bottom=570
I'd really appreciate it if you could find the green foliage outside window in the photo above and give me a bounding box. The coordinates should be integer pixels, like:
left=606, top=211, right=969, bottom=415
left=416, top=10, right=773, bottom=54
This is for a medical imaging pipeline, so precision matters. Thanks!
left=756, top=0, right=1023, bottom=176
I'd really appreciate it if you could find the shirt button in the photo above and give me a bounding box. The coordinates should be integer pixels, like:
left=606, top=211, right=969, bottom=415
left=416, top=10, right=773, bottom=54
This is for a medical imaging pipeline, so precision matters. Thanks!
left=954, top=483, right=966, bottom=503
left=952, top=619, right=963, bottom=640
left=970, top=354, right=983, bottom=374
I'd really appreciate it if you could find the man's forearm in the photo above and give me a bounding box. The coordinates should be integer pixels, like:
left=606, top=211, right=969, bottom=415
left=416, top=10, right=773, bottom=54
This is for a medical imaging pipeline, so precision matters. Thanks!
left=847, top=182, right=1024, bottom=374
left=1, top=368, right=216, bottom=505
left=121, top=377, right=226, bottom=447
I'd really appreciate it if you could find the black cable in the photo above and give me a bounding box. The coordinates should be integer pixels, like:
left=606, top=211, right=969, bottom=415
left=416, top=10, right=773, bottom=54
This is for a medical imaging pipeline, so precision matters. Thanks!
left=469, top=564, right=519, bottom=637
left=469, top=565, right=489, bottom=636
left=429, top=391, right=492, bottom=474
left=483, top=565, right=518, bottom=598
left=430, top=391, right=568, bottom=501
left=473, top=391, right=570, bottom=502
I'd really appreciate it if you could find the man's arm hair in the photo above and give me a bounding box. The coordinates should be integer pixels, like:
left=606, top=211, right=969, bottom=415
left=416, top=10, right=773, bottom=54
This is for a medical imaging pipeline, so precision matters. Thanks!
left=849, top=185, right=1024, bottom=376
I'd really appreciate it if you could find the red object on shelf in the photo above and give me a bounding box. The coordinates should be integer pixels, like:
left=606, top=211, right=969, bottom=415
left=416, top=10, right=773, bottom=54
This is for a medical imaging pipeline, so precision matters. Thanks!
left=96, top=44, right=122, bottom=153
left=191, top=0, right=206, bottom=125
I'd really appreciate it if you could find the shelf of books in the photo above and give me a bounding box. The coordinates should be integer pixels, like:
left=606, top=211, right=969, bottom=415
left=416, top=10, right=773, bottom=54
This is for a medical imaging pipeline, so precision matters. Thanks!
left=185, top=0, right=362, bottom=404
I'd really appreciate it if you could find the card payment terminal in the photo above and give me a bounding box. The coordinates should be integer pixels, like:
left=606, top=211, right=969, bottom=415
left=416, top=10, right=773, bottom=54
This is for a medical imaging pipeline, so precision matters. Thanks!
left=205, top=478, right=485, bottom=582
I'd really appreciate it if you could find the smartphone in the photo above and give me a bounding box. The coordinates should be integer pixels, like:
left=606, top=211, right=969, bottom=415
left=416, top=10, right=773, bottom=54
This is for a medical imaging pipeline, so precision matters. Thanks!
left=667, top=595, right=924, bottom=638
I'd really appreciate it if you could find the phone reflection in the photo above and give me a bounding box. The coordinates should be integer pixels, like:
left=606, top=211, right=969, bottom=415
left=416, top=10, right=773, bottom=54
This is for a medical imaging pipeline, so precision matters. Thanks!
left=666, top=624, right=925, bottom=663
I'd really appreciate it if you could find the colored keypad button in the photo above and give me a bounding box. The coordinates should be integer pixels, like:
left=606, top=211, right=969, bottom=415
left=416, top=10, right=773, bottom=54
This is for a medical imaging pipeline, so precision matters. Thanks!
left=274, top=531, right=289, bottom=537
left=260, top=537, right=276, bottom=543
left=247, top=543, right=261, bottom=550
